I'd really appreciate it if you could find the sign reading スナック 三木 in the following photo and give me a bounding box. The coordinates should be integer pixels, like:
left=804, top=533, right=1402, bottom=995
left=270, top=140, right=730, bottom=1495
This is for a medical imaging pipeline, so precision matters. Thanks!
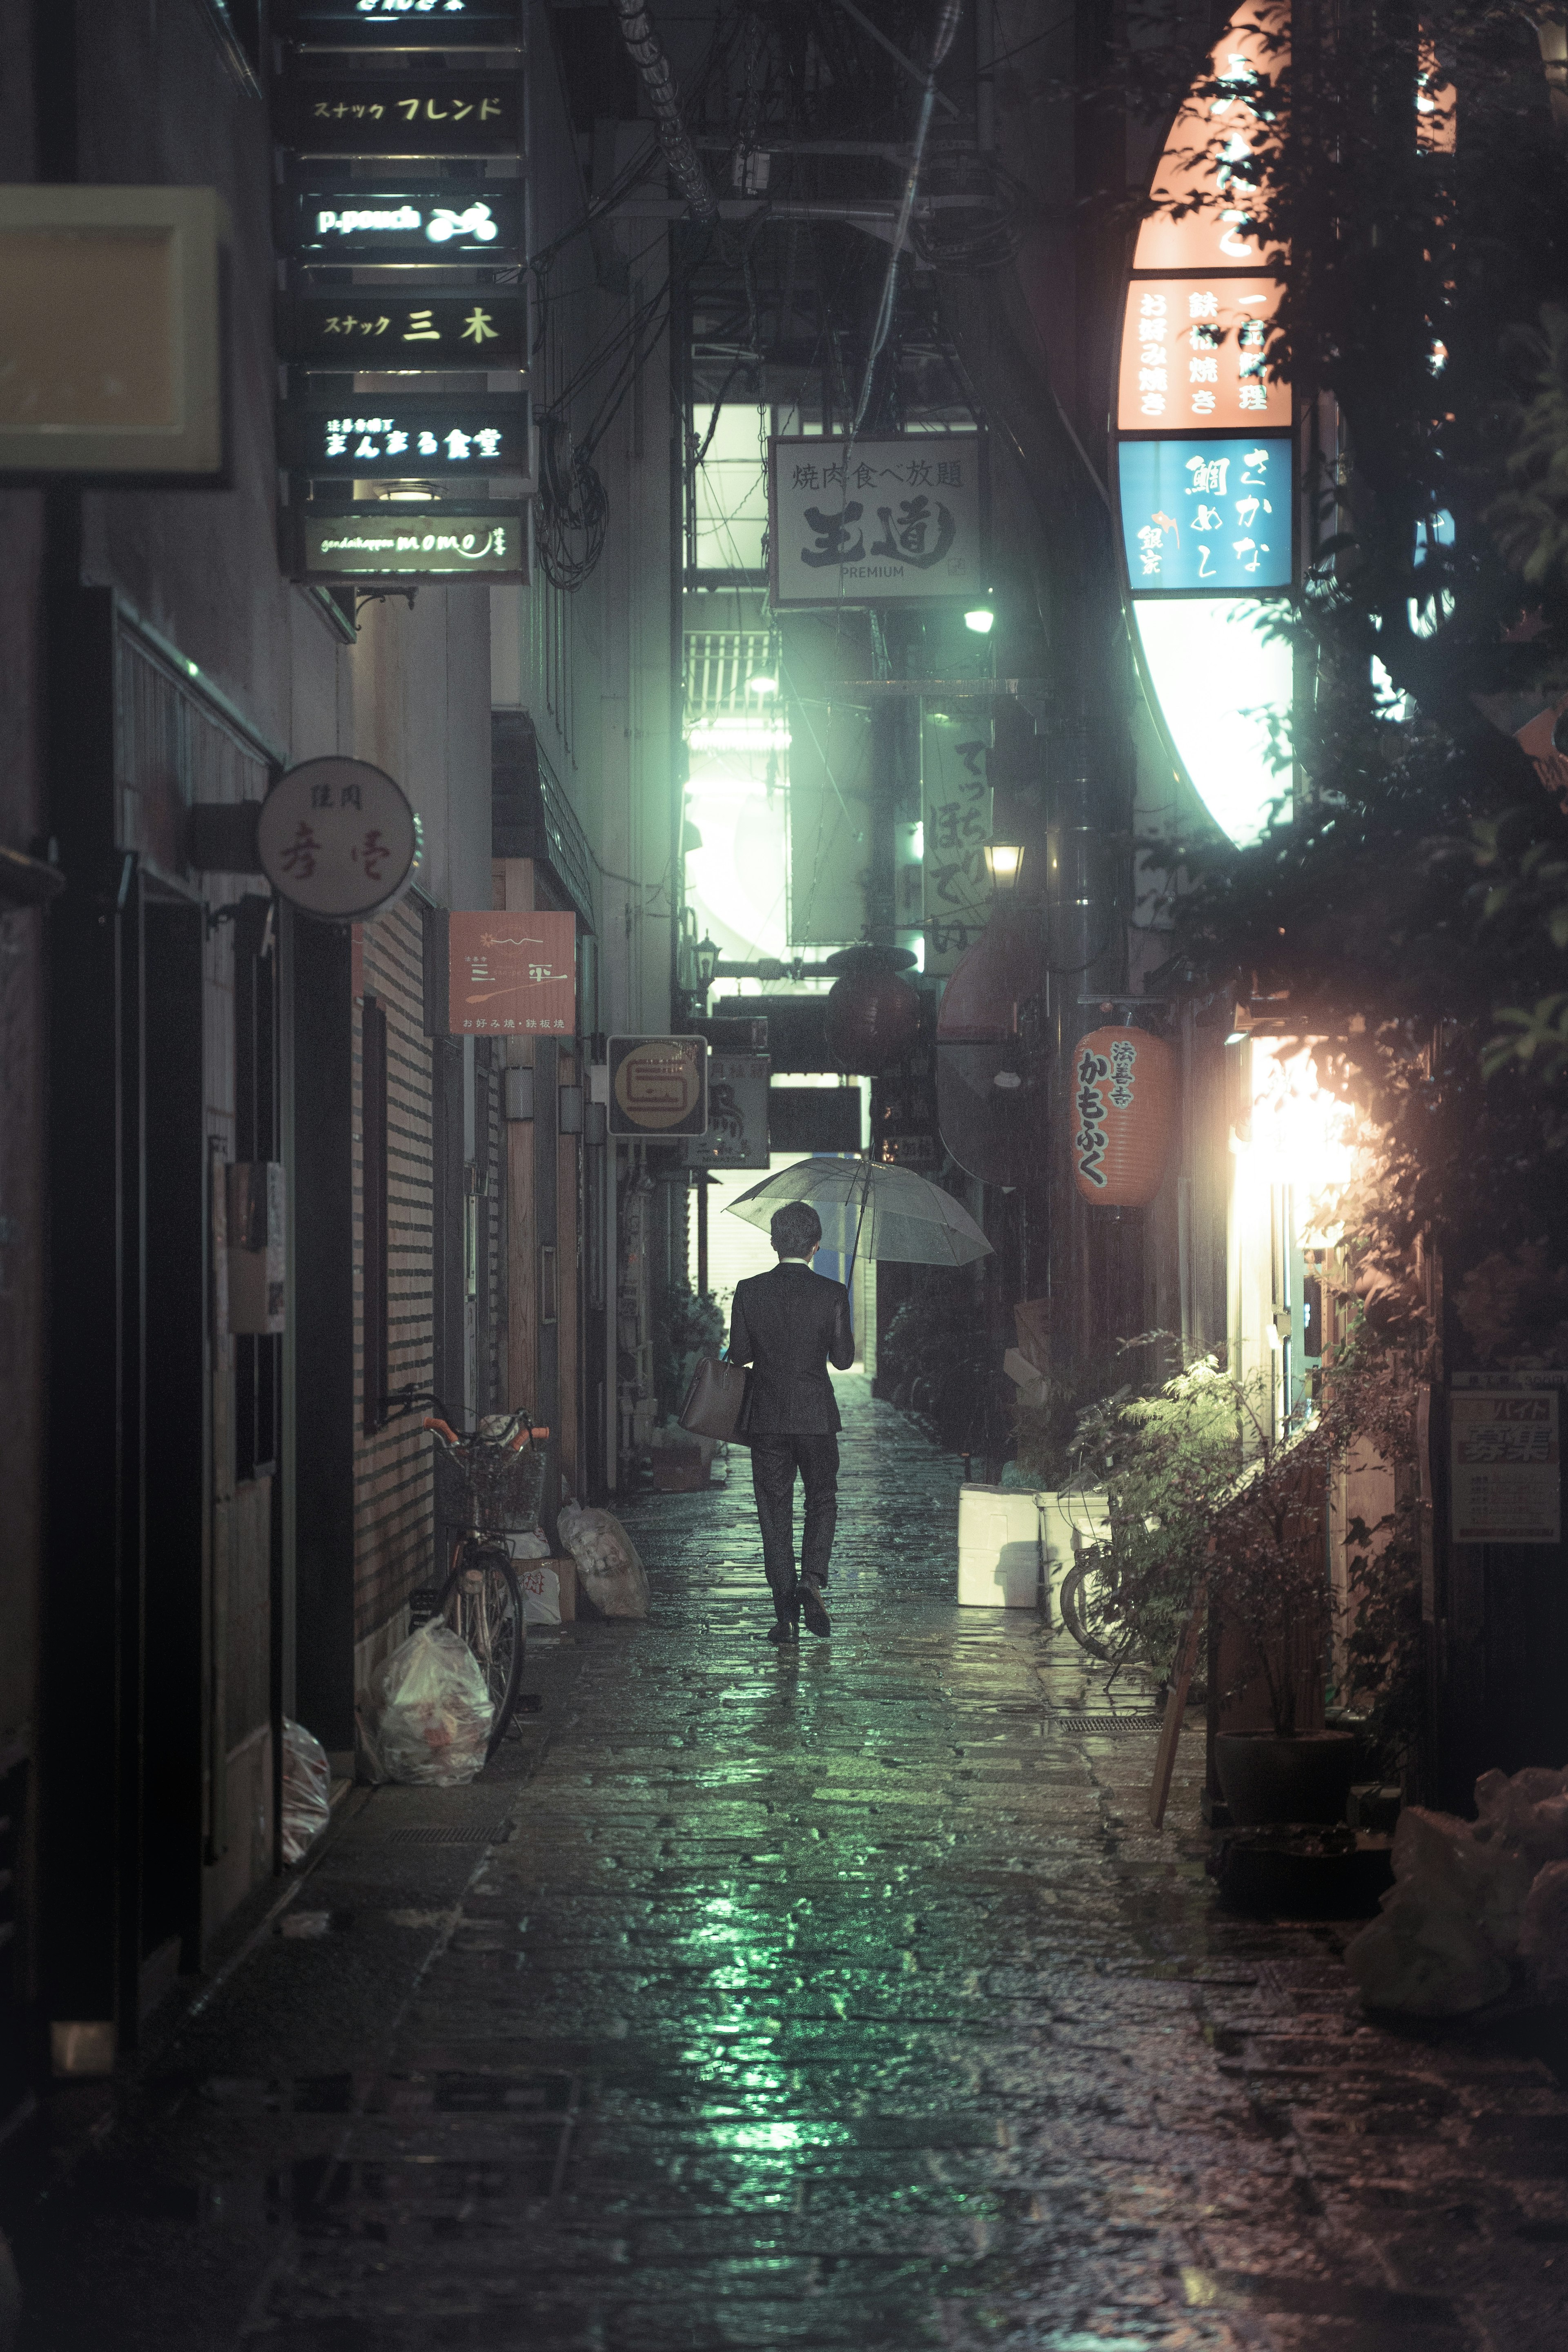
left=768, top=434, right=984, bottom=608
left=1449, top=1386, right=1562, bottom=1545
left=281, top=396, right=528, bottom=478
left=298, top=508, right=526, bottom=582
left=257, top=758, right=421, bottom=919
left=1118, top=434, right=1291, bottom=592
left=1118, top=276, right=1284, bottom=432
left=278, top=292, right=525, bottom=366
left=278, top=76, right=523, bottom=155
left=447, top=911, right=576, bottom=1036
left=288, top=185, right=523, bottom=261
left=607, top=1037, right=709, bottom=1139
left=682, top=1056, right=770, bottom=1169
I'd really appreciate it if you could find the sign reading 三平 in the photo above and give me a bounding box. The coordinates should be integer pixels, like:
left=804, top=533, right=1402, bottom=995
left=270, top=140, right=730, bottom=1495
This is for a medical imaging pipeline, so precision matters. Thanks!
left=257, top=757, right=421, bottom=919
left=281, top=396, right=528, bottom=478
left=288, top=185, right=523, bottom=261
left=446, top=911, right=575, bottom=1035
left=768, top=433, right=984, bottom=608
left=607, top=1036, right=709, bottom=1140
left=297, top=506, right=526, bottom=583
left=921, top=710, right=993, bottom=976
left=1449, top=1388, right=1562, bottom=1546
left=682, top=1055, right=770, bottom=1169
left=278, top=292, right=525, bottom=367
left=277, top=75, right=523, bottom=155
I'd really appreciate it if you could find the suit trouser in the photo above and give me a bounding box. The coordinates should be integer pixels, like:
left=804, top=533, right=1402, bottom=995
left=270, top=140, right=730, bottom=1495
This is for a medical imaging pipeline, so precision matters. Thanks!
left=749, top=1434, right=839, bottom=1595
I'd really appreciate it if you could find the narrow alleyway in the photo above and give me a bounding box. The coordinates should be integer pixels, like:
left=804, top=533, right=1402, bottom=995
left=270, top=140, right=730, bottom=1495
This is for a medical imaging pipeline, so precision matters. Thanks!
left=11, top=1384, right=1568, bottom=2351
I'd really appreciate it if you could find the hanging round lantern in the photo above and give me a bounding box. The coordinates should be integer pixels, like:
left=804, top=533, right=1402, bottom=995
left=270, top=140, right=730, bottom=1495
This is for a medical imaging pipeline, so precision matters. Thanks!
left=1070, top=1025, right=1176, bottom=1207
left=823, top=945, right=921, bottom=1073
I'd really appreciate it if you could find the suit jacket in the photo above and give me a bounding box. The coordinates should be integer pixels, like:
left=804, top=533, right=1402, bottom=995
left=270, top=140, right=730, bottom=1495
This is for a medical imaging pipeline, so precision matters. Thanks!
left=728, top=1261, right=855, bottom=1435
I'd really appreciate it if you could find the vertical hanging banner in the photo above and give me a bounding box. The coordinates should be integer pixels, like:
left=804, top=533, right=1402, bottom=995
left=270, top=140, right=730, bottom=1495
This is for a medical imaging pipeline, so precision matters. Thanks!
left=921, top=712, right=992, bottom=976
left=447, top=910, right=576, bottom=1035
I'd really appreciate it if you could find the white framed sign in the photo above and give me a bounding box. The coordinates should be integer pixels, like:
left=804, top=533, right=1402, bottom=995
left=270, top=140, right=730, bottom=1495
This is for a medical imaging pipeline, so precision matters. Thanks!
left=768, top=433, right=985, bottom=608
left=1450, top=1386, right=1561, bottom=1546
left=257, top=757, right=421, bottom=919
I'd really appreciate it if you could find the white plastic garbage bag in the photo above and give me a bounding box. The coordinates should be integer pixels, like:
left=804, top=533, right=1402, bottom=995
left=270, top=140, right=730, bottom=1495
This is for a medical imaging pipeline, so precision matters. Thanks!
left=1521, top=1859, right=1568, bottom=1993
left=557, top=1501, right=650, bottom=1618
left=368, top=1621, right=493, bottom=1786
left=280, top=1717, right=332, bottom=1864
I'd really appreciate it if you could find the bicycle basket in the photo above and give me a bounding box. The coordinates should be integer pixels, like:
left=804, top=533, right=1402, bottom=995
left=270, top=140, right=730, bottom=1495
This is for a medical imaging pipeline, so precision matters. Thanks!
left=446, top=1436, right=547, bottom=1532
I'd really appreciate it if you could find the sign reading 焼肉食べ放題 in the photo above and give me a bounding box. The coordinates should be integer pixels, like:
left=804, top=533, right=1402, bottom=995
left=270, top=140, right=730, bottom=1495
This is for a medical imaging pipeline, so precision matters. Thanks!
left=257, top=759, right=421, bottom=920
left=447, top=912, right=576, bottom=1036
left=290, top=186, right=523, bottom=261
left=768, top=434, right=984, bottom=608
left=1118, top=435, right=1291, bottom=593
left=300, top=509, right=525, bottom=581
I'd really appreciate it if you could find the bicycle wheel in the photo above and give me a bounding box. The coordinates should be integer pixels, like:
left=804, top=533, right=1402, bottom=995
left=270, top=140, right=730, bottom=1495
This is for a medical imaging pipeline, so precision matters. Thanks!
left=1058, top=1558, right=1127, bottom=1664
left=439, top=1542, right=525, bottom=1757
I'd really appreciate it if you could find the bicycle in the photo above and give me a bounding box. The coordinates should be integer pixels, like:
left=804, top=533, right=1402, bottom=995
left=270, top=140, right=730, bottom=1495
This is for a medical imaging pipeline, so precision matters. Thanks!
left=383, top=1388, right=551, bottom=1760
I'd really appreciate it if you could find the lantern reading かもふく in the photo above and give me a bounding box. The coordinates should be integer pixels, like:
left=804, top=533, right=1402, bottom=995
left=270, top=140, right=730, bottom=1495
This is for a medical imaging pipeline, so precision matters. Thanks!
left=1071, top=1026, right=1176, bottom=1207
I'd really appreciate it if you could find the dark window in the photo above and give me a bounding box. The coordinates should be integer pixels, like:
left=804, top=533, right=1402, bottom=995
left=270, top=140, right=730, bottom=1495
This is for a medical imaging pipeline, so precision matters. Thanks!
left=362, top=998, right=390, bottom=1433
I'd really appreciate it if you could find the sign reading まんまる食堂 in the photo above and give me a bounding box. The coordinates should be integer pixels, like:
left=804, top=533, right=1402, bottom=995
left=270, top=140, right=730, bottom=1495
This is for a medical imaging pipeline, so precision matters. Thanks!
left=447, top=912, right=576, bottom=1036
left=257, top=759, right=421, bottom=919
left=768, top=435, right=984, bottom=607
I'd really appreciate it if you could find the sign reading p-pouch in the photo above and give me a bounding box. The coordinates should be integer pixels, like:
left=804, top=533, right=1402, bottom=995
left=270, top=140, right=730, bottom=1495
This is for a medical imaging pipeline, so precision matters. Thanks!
left=607, top=1036, right=709, bottom=1139
left=257, top=758, right=421, bottom=919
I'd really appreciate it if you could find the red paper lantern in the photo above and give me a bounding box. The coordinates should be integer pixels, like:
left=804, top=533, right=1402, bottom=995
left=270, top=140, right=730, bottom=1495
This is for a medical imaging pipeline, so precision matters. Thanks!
left=1070, top=1026, right=1176, bottom=1207
left=824, top=965, right=921, bottom=1073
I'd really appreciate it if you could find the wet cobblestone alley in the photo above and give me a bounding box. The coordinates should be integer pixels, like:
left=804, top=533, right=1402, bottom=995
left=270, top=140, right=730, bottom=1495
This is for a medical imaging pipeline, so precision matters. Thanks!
left=10, top=1381, right=1568, bottom=2351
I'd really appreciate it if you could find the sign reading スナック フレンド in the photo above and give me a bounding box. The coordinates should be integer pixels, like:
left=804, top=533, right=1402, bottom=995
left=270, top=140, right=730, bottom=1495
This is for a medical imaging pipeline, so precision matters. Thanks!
left=1118, top=434, right=1291, bottom=592
left=607, top=1037, right=709, bottom=1139
left=768, top=434, right=984, bottom=608
left=278, top=76, right=523, bottom=154
left=447, top=911, right=576, bottom=1036
left=278, top=292, right=525, bottom=366
left=257, top=758, right=421, bottom=920
left=1449, top=1388, right=1562, bottom=1545
left=683, top=1056, right=770, bottom=1169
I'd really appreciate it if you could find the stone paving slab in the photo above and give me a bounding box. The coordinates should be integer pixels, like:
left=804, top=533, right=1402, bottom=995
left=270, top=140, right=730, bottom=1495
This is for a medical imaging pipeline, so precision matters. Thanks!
left=7, top=1377, right=1568, bottom=2350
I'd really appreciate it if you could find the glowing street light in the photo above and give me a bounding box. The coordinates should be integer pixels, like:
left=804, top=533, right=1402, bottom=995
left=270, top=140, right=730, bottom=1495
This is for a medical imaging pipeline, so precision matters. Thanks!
left=983, top=840, right=1024, bottom=898
left=964, top=604, right=995, bottom=635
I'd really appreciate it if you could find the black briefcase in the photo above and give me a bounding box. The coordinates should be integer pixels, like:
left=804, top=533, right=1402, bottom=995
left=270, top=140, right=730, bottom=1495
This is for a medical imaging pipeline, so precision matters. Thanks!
left=679, top=1355, right=749, bottom=1442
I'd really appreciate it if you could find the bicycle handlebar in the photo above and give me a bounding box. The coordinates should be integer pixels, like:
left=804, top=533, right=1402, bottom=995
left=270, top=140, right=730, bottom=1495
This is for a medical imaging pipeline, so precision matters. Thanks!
left=421, top=1413, right=550, bottom=1450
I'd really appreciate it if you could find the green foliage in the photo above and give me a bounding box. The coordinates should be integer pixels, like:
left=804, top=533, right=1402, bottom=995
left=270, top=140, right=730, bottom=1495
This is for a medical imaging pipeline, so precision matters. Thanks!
left=653, top=1280, right=724, bottom=1419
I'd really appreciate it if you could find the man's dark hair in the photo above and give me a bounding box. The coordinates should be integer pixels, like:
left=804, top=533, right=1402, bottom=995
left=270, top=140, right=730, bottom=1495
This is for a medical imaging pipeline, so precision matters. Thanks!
left=770, top=1200, right=822, bottom=1257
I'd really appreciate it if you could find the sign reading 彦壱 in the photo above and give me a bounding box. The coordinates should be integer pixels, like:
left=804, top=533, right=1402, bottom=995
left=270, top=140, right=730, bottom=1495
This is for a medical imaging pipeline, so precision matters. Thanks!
left=768, top=434, right=984, bottom=608
left=447, top=912, right=576, bottom=1036
left=1117, top=434, right=1292, bottom=593
left=257, top=759, right=421, bottom=920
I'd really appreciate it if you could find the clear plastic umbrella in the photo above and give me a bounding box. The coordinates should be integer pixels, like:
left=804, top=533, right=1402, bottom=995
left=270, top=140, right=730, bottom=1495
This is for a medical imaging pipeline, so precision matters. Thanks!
left=724, top=1156, right=991, bottom=1269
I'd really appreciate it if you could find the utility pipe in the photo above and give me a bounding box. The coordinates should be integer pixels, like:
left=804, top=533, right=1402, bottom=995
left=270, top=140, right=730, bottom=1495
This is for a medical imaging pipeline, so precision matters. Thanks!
left=610, top=0, right=718, bottom=227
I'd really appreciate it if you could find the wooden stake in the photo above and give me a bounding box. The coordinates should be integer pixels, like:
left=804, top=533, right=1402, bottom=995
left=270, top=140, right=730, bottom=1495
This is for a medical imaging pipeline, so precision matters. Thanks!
left=1148, top=1586, right=1206, bottom=1831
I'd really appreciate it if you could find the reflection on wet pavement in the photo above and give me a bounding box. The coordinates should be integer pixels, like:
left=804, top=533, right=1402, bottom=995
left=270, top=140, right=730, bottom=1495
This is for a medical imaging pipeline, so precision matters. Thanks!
left=10, top=1379, right=1568, bottom=2348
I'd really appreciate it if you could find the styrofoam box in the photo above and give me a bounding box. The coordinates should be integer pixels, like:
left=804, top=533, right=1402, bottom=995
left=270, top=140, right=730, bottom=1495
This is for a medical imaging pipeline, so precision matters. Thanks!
left=957, top=1485, right=1046, bottom=1608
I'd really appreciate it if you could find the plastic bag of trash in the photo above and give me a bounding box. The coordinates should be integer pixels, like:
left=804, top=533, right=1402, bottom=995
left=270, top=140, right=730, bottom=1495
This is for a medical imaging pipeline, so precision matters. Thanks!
left=1521, top=1859, right=1568, bottom=1993
left=1345, top=1805, right=1531, bottom=2013
left=368, top=1621, right=493, bottom=1786
left=280, top=1717, right=332, bottom=1864
left=557, top=1501, right=650, bottom=1618
left=509, top=1530, right=551, bottom=1562
left=519, top=1562, right=561, bottom=1625
left=1473, top=1765, right=1568, bottom=1874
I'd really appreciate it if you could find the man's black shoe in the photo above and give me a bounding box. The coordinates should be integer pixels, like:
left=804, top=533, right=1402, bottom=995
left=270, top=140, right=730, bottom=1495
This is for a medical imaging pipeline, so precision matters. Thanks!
left=800, top=1578, right=831, bottom=1637
left=766, top=1620, right=797, bottom=1644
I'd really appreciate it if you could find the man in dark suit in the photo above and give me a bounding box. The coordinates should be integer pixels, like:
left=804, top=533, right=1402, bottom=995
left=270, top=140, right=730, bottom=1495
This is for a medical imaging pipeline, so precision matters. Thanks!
left=728, top=1200, right=855, bottom=1642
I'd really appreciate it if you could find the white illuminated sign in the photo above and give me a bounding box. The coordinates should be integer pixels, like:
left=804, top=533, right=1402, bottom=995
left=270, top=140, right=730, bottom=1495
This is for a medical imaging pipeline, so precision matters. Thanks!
left=311, top=198, right=498, bottom=243
left=768, top=434, right=985, bottom=607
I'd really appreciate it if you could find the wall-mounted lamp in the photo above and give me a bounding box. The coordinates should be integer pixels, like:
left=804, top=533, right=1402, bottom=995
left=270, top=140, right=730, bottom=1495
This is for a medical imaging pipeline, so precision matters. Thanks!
left=983, top=840, right=1024, bottom=898
left=695, top=932, right=721, bottom=991
left=964, top=605, right=996, bottom=635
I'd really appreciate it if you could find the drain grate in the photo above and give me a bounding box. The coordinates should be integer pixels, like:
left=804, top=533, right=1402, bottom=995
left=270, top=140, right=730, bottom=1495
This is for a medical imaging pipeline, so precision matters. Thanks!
left=386, top=1819, right=513, bottom=1846
left=1047, top=1711, right=1169, bottom=1735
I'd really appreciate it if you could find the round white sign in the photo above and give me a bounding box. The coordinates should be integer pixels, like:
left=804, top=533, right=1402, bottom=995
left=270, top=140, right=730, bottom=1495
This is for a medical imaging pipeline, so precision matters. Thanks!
left=256, top=758, right=420, bottom=919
